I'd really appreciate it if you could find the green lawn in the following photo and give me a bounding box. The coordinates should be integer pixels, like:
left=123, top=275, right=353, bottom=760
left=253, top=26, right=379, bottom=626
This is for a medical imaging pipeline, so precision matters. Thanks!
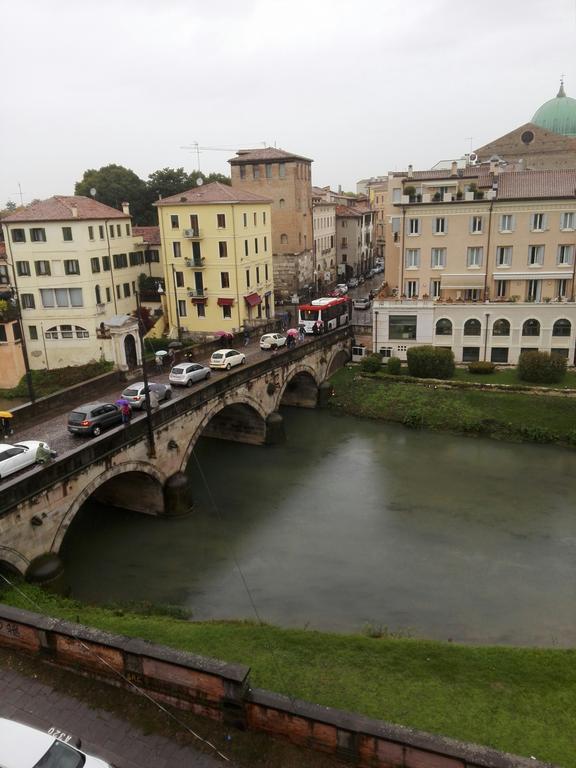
left=0, top=584, right=573, bottom=766
left=454, top=366, right=576, bottom=389
left=331, top=366, right=576, bottom=444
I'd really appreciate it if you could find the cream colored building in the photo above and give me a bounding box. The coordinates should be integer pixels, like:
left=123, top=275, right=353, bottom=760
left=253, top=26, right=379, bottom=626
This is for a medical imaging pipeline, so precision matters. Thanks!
left=154, top=182, right=274, bottom=336
left=1, top=196, right=160, bottom=371
left=312, top=200, right=337, bottom=291
left=372, top=165, right=576, bottom=365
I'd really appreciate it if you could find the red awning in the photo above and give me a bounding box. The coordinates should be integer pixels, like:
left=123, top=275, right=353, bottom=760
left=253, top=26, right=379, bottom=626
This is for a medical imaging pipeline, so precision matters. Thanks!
left=217, top=297, right=234, bottom=307
left=191, top=297, right=207, bottom=304
left=244, top=292, right=262, bottom=306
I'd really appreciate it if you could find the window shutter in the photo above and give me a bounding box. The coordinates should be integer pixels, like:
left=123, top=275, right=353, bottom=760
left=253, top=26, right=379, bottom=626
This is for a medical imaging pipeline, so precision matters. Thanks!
left=542, top=214, right=548, bottom=231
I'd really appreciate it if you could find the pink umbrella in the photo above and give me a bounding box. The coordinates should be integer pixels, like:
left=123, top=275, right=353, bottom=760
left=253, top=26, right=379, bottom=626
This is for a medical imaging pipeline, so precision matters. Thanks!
left=215, top=331, right=233, bottom=339
left=286, top=328, right=299, bottom=337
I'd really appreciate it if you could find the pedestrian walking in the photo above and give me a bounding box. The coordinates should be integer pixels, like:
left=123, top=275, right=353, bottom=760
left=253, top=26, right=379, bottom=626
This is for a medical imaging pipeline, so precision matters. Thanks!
left=243, top=328, right=250, bottom=347
left=155, top=355, right=163, bottom=373
left=121, top=403, right=132, bottom=426
left=298, top=325, right=305, bottom=342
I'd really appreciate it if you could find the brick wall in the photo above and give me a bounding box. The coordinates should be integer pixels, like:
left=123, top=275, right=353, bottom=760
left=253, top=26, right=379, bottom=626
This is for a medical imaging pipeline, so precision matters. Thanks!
left=0, top=604, right=555, bottom=768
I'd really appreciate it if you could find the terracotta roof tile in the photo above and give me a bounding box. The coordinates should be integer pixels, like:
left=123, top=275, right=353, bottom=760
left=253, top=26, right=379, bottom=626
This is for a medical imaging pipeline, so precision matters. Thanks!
left=335, top=204, right=372, bottom=217
left=154, top=181, right=272, bottom=206
left=132, top=226, right=161, bottom=245
left=1, top=195, right=128, bottom=222
left=394, top=167, right=494, bottom=187
left=496, top=169, right=576, bottom=199
left=229, top=147, right=313, bottom=164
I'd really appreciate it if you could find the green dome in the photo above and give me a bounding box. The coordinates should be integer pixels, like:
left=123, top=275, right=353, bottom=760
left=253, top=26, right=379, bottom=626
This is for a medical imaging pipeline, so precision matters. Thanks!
left=532, top=82, right=576, bottom=136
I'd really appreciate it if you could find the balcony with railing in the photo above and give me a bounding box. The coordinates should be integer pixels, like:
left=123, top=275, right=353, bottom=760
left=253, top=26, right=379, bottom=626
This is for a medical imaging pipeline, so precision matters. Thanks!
left=187, top=288, right=206, bottom=298
left=183, top=228, right=203, bottom=239
left=185, top=256, right=205, bottom=268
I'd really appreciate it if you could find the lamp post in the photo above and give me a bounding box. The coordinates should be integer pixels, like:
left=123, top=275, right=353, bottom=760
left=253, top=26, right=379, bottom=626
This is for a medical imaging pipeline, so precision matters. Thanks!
left=374, top=310, right=379, bottom=354
left=135, top=290, right=156, bottom=458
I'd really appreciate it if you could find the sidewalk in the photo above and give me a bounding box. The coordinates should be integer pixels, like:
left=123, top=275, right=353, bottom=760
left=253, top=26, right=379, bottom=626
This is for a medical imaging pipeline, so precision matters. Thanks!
left=0, top=647, right=342, bottom=767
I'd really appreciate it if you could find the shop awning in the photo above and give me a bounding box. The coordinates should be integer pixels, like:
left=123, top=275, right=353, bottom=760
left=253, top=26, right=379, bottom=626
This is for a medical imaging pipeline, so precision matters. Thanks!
left=191, top=297, right=207, bottom=304
left=217, top=297, right=234, bottom=307
left=244, top=292, right=262, bottom=306
left=440, top=274, right=485, bottom=289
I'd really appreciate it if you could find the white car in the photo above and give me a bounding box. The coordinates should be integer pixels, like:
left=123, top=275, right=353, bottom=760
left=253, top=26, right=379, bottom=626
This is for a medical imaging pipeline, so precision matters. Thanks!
left=353, top=296, right=372, bottom=310
left=0, top=717, right=112, bottom=767
left=335, top=283, right=349, bottom=294
left=260, top=333, right=287, bottom=350
left=0, top=441, right=55, bottom=480
left=347, top=277, right=359, bottom=288
left=209, top=348, right=246, bottom=370
left=169, top=362, right=211, bottom=387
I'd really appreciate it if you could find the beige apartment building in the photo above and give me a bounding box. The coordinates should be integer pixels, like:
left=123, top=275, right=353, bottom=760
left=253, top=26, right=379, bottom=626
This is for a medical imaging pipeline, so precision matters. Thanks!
left=312, top=196, right=336, bottom=291
left=229, top=147, right=313, bottom=299
left=154, top=182, right=274, bottom=336
left=336, top=204, right=376, bottom=279
left=1, top=196, right=161, bottom=371
left=372, top=166, right=576, bottom=364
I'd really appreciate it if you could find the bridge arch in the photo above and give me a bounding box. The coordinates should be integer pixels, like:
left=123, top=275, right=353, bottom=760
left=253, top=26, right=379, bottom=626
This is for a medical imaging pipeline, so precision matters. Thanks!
left=180, top=394, right=270, bottom=471
left=0, top=548, right=30, bottom=578
left=326, top=345, right=351, bottom=377
left=51, top=462, right=168, bottom=553
left=276, top=364, right=320, bottom=409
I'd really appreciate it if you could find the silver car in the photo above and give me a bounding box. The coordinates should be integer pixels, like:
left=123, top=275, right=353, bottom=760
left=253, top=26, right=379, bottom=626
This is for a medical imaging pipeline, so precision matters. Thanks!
left=120, top=381, right=172, bottom=410
left=0, top=717, right=112, bottom=767
left=169, top=362, right=211, bottom=387
left=209, top=349, right=246, bottom=370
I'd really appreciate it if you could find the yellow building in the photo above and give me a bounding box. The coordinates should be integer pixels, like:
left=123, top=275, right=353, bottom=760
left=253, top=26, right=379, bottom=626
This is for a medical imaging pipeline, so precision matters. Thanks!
left=155, top=182, right=274, bottom=336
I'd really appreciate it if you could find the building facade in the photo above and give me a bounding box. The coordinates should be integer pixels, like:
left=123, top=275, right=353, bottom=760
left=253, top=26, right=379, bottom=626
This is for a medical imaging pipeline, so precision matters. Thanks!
left=229, top=147, right=313, bottom=299
left=1, top=196, right=159, bottom=371
left=335, top=204, right=375, bottom=279
left=312, top=200, right=336, bottom=291
left=155, top=182, right=274, bottom=336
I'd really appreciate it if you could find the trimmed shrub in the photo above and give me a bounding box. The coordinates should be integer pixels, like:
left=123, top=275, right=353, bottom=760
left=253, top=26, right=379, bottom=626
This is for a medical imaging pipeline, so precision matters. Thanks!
left=406, top=346, right=455, bottom=379
left=360, top=354, right=382, bottom=373
left=517, top=351, right=567, bottom=384
left=387, top=357, right=402, bottom=375
left=468, top=361, right=495, bottom=375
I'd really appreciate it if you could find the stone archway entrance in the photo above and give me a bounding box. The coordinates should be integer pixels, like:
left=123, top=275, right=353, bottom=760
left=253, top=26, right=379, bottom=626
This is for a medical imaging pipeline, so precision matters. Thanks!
left=124, top=333, right=137, bottom=369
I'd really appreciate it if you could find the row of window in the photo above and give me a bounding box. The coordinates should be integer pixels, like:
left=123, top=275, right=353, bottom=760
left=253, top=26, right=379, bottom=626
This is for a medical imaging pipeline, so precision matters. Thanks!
left=171, top=237, right=268, bottom=260
left=403, top=278, right=570, bottom=301
left=238, top=161, right=298, bottom=181
left=20, top=279, right=141, bottom=310
left=387, top=314, right=572, bottom=341
left=174, top=262, right=270, bottom=292
left=10, top=222, right=132, bottom=244
left=14, top=251, right=156, bottom=278
left=177, top=299, right=271, bottom=321
left=169, top=211, right=268, bottom=230
left=434, top=317, right=571, bottom=337
left=381, top=344, right=570, bottom=365
left=404, top=244, right=575, bottom=269
left=400, top=212, right=576, bottom=237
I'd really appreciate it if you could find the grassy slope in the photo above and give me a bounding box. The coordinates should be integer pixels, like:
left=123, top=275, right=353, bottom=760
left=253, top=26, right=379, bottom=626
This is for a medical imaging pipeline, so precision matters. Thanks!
left=0, top=585, right=574, bottom=766
left=329, top=366, right=576, bottom=442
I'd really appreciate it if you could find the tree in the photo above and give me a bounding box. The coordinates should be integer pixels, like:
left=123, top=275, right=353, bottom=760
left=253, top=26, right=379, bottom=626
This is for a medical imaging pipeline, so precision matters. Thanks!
left=204, top=172, right=231, bottom=186
left=4, top=201, right=16, bottom=211
left=75, top=164, right=151, bottom=224
left=147, top=167, right=193, bottom=201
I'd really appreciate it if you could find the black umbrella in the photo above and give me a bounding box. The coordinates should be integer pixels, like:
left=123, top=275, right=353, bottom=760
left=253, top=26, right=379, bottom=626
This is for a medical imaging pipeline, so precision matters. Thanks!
left=168, top=341, right=183, bottom=349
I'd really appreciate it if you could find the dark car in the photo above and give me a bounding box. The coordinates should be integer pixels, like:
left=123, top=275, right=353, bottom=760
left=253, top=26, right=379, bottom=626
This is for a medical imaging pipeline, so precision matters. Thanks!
left=67, top=402, right=122, bottom=437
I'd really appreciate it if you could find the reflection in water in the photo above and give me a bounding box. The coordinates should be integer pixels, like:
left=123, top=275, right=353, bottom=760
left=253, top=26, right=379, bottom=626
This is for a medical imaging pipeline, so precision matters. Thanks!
left=62, top=409, right=576, bottom=646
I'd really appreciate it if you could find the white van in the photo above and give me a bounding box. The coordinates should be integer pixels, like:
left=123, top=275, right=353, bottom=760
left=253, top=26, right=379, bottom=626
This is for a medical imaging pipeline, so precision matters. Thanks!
left=353, top=297, right=372, bottom=310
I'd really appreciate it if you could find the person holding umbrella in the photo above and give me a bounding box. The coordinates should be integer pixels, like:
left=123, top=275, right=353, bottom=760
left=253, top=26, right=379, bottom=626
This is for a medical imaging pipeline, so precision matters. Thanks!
left=0, top=411, right=13, bottom=440
left=116, top=399, right=132, bottom=426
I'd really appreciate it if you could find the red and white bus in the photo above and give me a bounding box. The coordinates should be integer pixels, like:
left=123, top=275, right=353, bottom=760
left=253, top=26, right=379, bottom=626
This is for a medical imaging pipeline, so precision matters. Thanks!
left=298, top=297, right=351, bottom=334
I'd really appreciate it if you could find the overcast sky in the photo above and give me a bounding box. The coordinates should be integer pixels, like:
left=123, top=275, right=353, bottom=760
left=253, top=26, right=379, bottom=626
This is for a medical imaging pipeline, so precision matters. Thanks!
left=1, top=0, right=574, bottom=206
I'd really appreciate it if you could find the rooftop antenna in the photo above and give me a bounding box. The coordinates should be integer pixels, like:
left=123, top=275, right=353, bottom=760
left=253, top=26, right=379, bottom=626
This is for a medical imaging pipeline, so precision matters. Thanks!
left=465, top=137, right=474, bottom=154
left=10, top=183, right=24, bottom=207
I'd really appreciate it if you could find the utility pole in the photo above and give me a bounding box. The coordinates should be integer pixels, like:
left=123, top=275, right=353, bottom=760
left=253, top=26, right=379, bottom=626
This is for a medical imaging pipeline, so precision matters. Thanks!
left=135, top=291, right=156, bottom=458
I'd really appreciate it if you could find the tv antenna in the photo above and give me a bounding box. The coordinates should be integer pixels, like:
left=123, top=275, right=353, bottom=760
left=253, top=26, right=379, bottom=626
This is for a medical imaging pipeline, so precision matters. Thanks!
left=180, top=141, right=267, bottom=171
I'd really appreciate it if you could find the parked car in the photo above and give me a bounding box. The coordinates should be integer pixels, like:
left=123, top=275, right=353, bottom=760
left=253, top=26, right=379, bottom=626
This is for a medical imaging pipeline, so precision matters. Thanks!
left=0, top=441, right=55, bottom=480
left=169, top=363, right=211, bottom=387
left=209, top=348, right=246, bottom=370
left=347, top=277, right=359, bottom=288
left=335, top=283, right=349, bottom=294
left=353, top=296, right=372, bottom=310
left=68, top=402, right=122, bottom=437
left=260, top=333, right=287, bottom=350
left=120, top=381, right=172, bottom=409
left=358, top=275, right=365, bottom=284
left=0, top=716, right=112, bottom=767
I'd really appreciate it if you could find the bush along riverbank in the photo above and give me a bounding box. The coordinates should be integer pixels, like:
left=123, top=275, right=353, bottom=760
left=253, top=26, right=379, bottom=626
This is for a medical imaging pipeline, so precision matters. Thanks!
left=0, top=583, right=575, bottom=766
left=329, top=365, right=576, bottom=446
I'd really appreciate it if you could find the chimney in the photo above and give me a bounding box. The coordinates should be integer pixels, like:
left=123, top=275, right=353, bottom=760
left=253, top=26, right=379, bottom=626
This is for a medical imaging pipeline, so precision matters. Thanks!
left=451, top=161, right=458, bottom=176
left=121, top=201, right=130, bottom=215
left=70, top=204, right=78, bottom=218
left=407, top=164, right=413, bottom=178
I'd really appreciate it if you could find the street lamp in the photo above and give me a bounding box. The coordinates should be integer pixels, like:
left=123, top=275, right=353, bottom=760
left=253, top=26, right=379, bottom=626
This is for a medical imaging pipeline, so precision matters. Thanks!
left=374, top=310, right=379, bottom=354
left=135, top=290, right=156, bottom=458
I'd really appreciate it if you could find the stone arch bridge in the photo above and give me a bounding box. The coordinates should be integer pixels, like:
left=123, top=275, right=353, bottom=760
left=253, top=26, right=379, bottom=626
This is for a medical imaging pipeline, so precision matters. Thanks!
left=0, top=329, right=351, bottom=582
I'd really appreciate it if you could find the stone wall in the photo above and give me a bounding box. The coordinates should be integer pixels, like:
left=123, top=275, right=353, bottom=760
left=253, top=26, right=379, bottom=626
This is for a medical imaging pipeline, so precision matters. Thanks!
left=0, top=604, right=555, bottom=768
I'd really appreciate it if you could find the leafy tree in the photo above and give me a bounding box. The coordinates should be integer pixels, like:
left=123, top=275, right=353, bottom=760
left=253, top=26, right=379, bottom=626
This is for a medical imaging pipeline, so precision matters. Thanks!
left=75, top=164, right=151, bottom=224
left=147, top=167, right=192, bottom=201
left=4, top=201, right=16, bottom=211
left=204, top=172, right=231, bottom=186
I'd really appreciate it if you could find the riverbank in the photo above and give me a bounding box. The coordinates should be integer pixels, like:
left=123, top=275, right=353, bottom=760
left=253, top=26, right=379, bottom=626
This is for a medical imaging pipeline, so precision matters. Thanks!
left=0, top=583, right=573, bottom=766
left=329, top=365, right=576, bottom=445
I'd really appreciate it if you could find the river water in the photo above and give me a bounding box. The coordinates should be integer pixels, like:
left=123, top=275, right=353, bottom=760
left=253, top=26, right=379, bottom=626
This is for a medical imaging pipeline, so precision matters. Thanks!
left=62, top=409, right=576, bottom=647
